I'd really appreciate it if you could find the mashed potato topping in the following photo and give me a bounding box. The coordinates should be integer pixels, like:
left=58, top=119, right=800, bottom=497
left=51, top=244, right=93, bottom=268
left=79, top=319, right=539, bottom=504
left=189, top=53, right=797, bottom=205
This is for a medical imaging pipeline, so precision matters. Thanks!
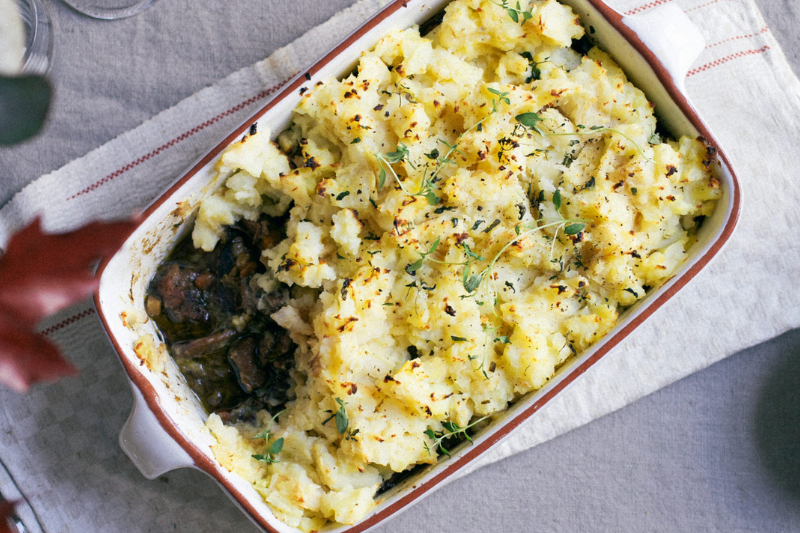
left=191, top=0, right=721, bottom=529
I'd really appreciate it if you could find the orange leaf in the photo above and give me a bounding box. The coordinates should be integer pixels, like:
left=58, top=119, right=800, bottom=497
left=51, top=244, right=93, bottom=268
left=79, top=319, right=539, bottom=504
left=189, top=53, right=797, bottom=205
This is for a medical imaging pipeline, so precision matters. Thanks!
left=0, top=217, right=137, bottom=391
left=0, top=500, right=19, bottom=533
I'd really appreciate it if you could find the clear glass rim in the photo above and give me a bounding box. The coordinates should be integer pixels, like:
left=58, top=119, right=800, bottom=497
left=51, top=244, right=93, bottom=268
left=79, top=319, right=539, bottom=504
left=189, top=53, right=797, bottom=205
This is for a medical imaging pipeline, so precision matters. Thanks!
left=60, top=0, right=156, bottom=20
left=17, top=0, right=54, bottom=76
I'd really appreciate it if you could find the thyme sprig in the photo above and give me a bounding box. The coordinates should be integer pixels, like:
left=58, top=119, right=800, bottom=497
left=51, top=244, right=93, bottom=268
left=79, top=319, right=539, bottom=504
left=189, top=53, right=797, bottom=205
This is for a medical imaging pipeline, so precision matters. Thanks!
left=380, top=80, right=418, bottom=107
left=461, top=215, right=587, bottom=298
left=423, top=415, right=491, bottom=457
left=491, top=0, right=533, bottom=24
left=251, top=410, right=285, bottom=464
left=404, top=195, right=587, bottom=306
left=322, top=398, right=349, bottom=434
left=375, top=144, right=440, bottom=206
left=406, top=237, right=486, bottom=279
left=470, top=324, right=512, bottom=378
left=374, top=89, right=510, bottom=206
left=515, top=113, right=654, bottom=163
left=406, top=237, right=440, bottom=275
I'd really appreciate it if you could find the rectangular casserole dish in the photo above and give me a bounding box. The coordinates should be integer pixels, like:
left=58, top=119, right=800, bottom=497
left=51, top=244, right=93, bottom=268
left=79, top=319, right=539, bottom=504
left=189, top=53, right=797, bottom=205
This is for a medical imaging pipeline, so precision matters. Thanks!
left=94, top=1, right=741, bottom=531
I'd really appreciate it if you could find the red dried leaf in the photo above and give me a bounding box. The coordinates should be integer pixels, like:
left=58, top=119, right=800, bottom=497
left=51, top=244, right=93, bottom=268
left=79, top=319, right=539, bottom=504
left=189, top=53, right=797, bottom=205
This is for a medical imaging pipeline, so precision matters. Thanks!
left=0, top=217, right=137, bottom=392
left=0, top=500, right=19, bottom=533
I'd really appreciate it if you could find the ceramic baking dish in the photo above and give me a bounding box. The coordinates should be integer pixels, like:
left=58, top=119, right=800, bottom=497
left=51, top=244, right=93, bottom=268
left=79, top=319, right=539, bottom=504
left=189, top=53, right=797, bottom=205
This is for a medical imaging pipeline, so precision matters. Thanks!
left=94, top=1, right=741, bottom=531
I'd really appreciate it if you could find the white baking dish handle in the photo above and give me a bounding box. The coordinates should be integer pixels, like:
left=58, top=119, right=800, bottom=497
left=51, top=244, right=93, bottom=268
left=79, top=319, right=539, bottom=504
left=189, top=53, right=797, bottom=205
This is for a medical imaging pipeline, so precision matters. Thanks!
left=119, top=383, right=194, bottom=479
left=622, top=4, right=705, bottom=95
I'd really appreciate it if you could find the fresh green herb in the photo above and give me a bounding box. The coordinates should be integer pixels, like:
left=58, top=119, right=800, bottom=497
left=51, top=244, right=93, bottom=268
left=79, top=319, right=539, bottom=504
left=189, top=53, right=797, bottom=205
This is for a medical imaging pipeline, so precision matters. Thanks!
left=375, top=144, right=441, bottom=205
left=336, top=191, right=351, bottom=201
left=424, top=148, right=440, bottom=160
left=460, top=200, right=588, bottom=298
left=631, top=187, right=638, bottom=195
left=516, top=114, right=654, bottom=163
left=463, top=270, right=483, bottom=293
left=251, top=411, right=284, bottom=464
left=451, top=336, right=468, bottom=342
left=405, top=258, right=424, bottom=275
left=515, top=112, right=543, bottom=132
left=463, top=244, right=484, bottom=261
left=491, top=0, right=533, bottom=25
left=487, top=87, right=511, bottom=105
left=321, top=398, right=349, bottom=434
left=471, top=220, right=485, bottom=231
left=564, top=223, right=584, bottom=235
left=624, top=288, right=639, bottom=298
left=351, top=137, right=361, bottom=144
left=384, top=143, right=411, bottom=164
left=483, top=219, right=502, bottom=233
left=377, top=166, right=387, bottom=189
left=423, top=415, right=490, bottom=457
left=406, top=237, right=440, bottom=275
left=520, top=51, right=541, bottom=83
left=382, top=80, right=418, bottom=106
left=252, top=438, right=284, bottom=464
left=494, top=336, right=511, bottom=344
left=373, top=87, right=510, bottom=205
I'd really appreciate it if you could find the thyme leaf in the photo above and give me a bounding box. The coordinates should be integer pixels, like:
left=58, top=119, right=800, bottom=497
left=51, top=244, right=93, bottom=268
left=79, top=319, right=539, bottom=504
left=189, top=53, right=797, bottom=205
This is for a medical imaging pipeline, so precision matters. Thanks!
left=322, top=398, right=349, bottom=435
left=384, top=143, right=410, bottom=164
left=515, top=112, right=543, bottom=130
left=423, top=415, right=490, bottom=457
left=251, top=411, right=284, bottom=464
left=564, top=223, right=585, bottom=235
left=491, top=0, right=533, bottom=25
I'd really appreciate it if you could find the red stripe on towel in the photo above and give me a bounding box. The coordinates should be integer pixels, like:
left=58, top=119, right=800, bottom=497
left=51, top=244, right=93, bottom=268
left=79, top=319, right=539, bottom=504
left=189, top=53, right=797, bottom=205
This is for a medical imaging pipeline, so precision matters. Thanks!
left=686, top=0, right=729, bottom=12
left=687, top=45, right=771, bottom=76
left=706, top=27, right=769, bottom=49
left=624, top=0, right=672, bottom=16
left=67, top=77, right=292, bottom=201
left=39, top=308, right=96, bottom=336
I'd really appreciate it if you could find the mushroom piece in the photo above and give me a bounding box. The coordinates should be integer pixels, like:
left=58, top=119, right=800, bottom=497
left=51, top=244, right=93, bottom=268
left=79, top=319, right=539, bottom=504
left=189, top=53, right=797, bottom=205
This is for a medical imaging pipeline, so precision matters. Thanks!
left=171, top=329, right=238, bottom=361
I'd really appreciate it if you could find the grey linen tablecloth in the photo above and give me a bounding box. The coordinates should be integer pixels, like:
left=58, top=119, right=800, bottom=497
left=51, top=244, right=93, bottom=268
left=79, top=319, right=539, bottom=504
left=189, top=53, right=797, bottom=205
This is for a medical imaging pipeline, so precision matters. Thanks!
left=1, top=0, right=800, bottom=532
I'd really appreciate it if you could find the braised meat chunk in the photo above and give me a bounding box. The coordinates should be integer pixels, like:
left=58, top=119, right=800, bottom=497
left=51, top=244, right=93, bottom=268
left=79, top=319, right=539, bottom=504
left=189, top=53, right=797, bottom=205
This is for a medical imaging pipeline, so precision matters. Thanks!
left=155, top=263, right=208, bottom=324
left=146, top=214, right=296, bottom=420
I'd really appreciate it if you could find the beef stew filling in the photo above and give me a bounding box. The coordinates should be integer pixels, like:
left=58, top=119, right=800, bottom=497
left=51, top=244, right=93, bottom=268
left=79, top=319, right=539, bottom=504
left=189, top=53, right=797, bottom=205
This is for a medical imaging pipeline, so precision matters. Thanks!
left=146, top=215, right=295, bottom=423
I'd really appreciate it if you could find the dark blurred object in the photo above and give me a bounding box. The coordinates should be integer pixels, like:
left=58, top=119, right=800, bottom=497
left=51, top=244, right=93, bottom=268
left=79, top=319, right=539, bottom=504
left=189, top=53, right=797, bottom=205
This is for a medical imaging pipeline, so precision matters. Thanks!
left=0, top=74, right=51, bottom=145
left=754, top=338, right=800, bottom=500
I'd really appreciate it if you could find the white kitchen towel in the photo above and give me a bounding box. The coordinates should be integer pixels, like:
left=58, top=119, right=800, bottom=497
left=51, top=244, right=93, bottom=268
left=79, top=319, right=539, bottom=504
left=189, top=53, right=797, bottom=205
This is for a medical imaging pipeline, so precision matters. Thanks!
left=1, top=0, right=798, bottom=531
